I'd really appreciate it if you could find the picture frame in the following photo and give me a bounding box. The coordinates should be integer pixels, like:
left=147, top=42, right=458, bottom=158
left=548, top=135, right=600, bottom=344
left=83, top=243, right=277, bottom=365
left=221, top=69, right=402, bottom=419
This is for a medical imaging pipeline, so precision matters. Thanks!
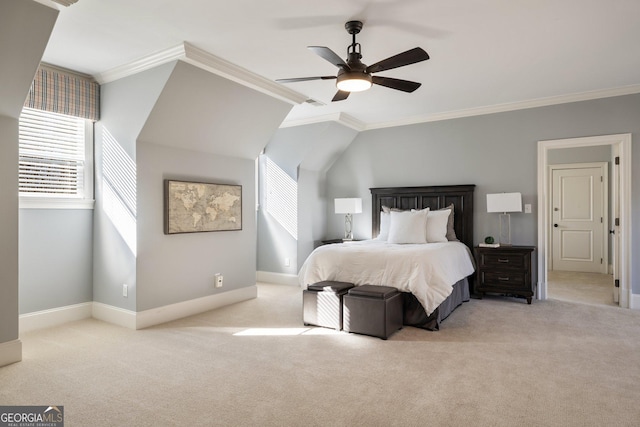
left=164, top=180, right=242, bottom=234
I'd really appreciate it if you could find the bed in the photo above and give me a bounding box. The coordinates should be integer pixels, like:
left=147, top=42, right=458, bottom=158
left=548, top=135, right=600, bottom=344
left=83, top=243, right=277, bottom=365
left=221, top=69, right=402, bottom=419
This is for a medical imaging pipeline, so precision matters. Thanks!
left=299, top=184, right=476, bottom=330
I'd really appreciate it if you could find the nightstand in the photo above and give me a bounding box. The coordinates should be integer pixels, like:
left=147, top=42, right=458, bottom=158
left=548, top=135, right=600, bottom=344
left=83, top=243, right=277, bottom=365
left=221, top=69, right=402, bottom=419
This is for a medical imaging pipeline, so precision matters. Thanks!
left=474, top=245, right=535, bottom=304
left=320, top=239, right=360, bottom=245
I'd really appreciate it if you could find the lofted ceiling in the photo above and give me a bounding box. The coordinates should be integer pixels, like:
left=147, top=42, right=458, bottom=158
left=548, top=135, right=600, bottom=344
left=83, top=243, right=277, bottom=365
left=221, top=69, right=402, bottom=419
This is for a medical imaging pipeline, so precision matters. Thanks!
left=40, top=0, right=640, bottom=128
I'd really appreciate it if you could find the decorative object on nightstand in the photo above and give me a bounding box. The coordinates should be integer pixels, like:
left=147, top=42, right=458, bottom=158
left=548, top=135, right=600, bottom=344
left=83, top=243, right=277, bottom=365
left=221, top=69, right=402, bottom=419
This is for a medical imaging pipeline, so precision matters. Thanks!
left=335, top=198, right=362, bottom=241
left=474, top=245, right=535, bottom=304
left=479, top=236, right=499, bottom=248
left=486, top=192, right=522, bottom=246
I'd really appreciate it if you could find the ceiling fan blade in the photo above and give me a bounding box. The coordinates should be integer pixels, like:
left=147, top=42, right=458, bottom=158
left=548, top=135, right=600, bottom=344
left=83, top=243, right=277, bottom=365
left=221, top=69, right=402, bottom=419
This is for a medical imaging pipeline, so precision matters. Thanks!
left=372, top=76, right=422, bottom=93
left=308, top=46, right=350, bottom=70
left=276, top=76, right=337, bottom=83
left=365, top=47, right=430, bottom=74
left=331, top=90, right=350, bottom=102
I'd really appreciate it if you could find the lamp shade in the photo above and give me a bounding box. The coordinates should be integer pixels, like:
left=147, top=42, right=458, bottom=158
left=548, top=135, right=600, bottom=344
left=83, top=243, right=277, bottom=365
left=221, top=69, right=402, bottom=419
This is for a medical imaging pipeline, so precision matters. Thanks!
left=487, top=193, right=522, bottom=213
left=335, top=198, right=363, bottom=214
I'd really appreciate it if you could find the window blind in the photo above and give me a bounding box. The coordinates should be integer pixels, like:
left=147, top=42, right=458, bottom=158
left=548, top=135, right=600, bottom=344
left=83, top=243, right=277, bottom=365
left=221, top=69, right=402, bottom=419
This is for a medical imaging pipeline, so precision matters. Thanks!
left=19, top=108, right=85, bottom=197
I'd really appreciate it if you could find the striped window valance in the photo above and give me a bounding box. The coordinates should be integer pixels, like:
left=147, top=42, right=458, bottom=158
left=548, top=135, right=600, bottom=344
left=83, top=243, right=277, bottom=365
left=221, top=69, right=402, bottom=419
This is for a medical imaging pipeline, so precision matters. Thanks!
left=24, top=64, right=100, bottom=121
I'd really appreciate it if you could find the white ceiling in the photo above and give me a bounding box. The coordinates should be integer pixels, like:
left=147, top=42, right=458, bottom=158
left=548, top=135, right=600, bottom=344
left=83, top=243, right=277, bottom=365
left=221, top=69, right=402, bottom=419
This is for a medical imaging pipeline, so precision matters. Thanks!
left=41, top=0, right=640, bottom=128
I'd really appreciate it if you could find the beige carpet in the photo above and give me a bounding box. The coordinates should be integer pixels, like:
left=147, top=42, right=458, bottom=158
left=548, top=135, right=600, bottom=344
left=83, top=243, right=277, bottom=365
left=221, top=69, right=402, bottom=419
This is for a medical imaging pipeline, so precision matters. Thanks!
left=2, top=283, right=640, bottom=426
left=548, top=270, right=617, bottom=307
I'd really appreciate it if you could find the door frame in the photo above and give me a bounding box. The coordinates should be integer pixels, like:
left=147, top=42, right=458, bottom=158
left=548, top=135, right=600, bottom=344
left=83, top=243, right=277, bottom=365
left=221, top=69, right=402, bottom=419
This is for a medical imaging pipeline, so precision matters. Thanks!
left=548, top=162, right=608, bottom=274
left=537, top=134, right=632, bottom=308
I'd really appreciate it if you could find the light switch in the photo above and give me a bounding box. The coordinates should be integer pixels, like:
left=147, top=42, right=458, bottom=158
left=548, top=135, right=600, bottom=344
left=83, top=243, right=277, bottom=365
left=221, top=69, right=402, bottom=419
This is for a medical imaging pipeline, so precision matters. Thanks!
left=524, top=204, right=532, bottom=213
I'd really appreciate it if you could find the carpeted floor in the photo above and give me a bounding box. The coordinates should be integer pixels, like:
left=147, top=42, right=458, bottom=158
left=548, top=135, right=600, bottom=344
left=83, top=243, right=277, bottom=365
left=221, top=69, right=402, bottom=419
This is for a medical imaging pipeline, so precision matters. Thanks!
left=2, top=283, right=640, bottom=426
left=548, top=270, right=617, bottom=307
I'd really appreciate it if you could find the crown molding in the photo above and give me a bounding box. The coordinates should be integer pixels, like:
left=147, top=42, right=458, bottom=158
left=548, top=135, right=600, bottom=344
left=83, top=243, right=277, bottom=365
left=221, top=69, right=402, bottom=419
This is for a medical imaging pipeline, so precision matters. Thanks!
left=181, top=43, right=307, bottom=105
left=280, top=112, right=366, bottom=131
left=93, top=44, right=185, bottom=84
left=51, top=0, right=79, bottom=6
left=366, top=84, right=640, bottom=130
left=93, top=42, right=640, bottom=131
left=32, top=0, right=60, bottom=9
left=94, top=42, right=306, bottom=106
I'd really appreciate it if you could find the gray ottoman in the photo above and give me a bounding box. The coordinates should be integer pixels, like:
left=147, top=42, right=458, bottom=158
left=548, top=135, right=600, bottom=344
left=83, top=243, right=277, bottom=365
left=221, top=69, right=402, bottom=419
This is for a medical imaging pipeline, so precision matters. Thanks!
left=303, top=281, right=354, bottom=330
left=343, top=285, right=403, bottom=340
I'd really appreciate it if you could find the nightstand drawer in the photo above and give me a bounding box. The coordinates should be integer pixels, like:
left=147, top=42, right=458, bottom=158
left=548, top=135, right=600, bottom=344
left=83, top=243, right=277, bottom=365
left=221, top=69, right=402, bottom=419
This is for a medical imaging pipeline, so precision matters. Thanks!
left=481, top=271, right=527, bottom=289
left=480, top=252, right=526, bottom=269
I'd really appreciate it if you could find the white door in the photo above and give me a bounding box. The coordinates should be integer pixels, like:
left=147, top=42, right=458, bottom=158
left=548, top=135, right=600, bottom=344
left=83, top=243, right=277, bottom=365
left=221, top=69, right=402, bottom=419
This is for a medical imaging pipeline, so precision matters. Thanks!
left=551, top=163, right=607, bottom=273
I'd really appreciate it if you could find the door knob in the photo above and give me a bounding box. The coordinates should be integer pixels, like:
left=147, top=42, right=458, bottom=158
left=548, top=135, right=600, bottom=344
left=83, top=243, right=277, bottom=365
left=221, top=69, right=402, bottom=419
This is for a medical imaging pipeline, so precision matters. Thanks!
left=554, top=224, right=558, bottom=227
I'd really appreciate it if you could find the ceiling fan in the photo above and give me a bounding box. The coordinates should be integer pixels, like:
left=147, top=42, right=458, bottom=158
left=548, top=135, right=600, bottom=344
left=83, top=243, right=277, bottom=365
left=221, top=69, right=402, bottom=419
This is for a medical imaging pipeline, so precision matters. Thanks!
left=276, top=20, right=430, bottom=102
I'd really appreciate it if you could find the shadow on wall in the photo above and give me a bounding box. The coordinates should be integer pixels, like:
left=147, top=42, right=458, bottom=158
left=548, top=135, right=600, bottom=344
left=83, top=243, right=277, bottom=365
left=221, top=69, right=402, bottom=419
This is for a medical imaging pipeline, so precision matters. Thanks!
left=263, top=155, right=297, bottom=239
left=102, top=127, right=137, bottom=255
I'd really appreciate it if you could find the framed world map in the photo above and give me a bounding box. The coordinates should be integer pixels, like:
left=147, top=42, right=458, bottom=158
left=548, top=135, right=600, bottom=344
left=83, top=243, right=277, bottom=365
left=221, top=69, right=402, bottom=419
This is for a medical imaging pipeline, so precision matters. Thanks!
left=164, top=180, right=242, bottom=234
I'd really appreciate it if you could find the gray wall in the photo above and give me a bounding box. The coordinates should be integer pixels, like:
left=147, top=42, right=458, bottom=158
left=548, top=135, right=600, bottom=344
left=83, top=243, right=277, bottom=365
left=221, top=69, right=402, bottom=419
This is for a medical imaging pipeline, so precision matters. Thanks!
left=324, top=94, right=640, bottom=293
left=297, top=168, right=327, bottom=269
left=94, top=62, right=176, bottom=311
left=548, top=145, right=611, bottom=165
left=136, top=143, right=258, bottom=310
left=19, top=209, right=93, bottom=313
left=257, top=154, right=299, bottom=275
left=257, top=122, right=358, bottom=274
left=135, top=61, right=291, bottom=311
left=0, top=116, right=20, bottom=345
left=0, top=0, right=58, bottom=353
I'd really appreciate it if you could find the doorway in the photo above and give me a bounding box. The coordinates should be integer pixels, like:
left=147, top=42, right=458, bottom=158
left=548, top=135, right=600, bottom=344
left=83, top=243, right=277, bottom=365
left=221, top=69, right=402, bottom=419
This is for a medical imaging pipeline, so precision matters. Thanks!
left=537, top=134, right=632, bottom=308
left=549, top=163, right=608, bottom=274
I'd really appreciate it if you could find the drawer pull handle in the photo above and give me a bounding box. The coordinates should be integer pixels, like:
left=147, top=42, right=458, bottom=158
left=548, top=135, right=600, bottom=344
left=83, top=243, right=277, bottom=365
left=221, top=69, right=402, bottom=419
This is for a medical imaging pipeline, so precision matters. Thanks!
left=498, top=259, right=509, bottom=263
left=498, top=277, right=510, bottom=281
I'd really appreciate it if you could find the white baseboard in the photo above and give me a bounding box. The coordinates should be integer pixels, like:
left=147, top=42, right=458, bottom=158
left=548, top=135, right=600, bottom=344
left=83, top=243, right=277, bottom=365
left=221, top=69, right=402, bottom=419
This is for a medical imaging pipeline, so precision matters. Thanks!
left=14, top=287, right=259, bottom=333
left=92, top=302, right=137, bottom=330
left=257, top=271, right=299, bottom=286
left=631, top=293, right=640, bottom=310
left=135, top=285, right=257, bottom=329
left=0, top=339, right=22, bottom=367
left=20, top=302, right=93, bottom=334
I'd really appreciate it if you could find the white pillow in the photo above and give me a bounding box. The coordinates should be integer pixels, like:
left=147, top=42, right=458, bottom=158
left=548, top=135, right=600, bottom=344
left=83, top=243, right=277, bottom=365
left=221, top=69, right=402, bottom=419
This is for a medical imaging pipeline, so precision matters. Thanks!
left=426, top=208, right=451, bottom=243
left=388, top=208, right=429, bottom=244
left=377, top=211, right=391, bottom=240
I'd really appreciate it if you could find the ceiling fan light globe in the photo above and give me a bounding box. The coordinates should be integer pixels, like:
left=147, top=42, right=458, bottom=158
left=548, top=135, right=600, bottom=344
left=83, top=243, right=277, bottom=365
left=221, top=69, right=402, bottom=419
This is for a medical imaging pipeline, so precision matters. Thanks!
left=336, top=72, right=372, bottom=92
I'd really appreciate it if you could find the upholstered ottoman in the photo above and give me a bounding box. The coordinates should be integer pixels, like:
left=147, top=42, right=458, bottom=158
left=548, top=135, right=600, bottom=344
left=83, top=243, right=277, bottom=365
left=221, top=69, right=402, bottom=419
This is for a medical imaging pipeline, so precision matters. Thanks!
left=343, top=285, right=403, bottom=340
left=303, top=281, right=355, bottom=330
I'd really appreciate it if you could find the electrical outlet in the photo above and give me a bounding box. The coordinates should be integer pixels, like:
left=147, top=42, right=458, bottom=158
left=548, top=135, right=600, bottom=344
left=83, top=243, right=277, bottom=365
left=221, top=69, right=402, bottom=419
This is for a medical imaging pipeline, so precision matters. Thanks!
left=123, top=284, right=128, bottom=297
left=215, top=274, right=223, bottom=288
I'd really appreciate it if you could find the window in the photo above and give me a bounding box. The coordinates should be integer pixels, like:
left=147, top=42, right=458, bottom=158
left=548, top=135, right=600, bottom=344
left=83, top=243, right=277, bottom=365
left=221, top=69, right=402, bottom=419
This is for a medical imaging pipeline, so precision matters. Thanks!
left=19, top=107, right=94, bottom=208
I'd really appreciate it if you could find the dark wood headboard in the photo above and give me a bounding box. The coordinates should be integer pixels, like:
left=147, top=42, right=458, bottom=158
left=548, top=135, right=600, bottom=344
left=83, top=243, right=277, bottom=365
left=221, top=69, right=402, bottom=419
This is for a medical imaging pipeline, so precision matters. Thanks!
left=370, top=185, right=475, bottom=249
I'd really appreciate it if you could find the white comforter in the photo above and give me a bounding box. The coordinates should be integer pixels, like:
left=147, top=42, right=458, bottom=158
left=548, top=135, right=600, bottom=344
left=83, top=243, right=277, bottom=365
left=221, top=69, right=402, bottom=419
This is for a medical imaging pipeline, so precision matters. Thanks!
left=298, top=240, right=475, bottom=315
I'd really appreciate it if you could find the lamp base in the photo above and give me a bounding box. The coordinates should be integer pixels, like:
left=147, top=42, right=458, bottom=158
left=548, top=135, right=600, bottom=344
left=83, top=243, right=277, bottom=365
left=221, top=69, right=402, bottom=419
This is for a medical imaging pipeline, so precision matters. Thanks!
left=344, top=213, right=353, bottom=240
left=498, top=213, right=512, bottom=246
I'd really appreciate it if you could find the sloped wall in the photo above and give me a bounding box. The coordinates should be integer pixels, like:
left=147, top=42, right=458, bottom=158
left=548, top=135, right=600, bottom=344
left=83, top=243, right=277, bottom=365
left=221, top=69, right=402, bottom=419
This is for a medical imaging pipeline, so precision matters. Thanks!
left=0, top=0, right=58, bottom=365
left=135, top=61, right=292, bottom=311
left=258, top=122, right=358, bottom=275
left=94, top=62, right=177, bottom=310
